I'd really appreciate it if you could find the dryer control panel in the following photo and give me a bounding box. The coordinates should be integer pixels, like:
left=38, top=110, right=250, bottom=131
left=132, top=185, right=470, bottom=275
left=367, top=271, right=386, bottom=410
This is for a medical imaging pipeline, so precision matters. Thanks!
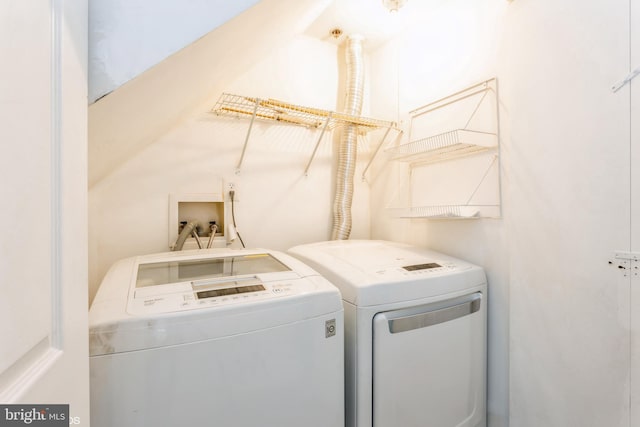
left=374, top=260, right=464, bottom=279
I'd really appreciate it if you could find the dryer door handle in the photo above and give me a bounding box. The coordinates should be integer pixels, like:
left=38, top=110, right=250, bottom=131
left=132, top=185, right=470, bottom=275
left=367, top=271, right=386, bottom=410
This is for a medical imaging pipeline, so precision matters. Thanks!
left=386, top=292, right=482, bottom=334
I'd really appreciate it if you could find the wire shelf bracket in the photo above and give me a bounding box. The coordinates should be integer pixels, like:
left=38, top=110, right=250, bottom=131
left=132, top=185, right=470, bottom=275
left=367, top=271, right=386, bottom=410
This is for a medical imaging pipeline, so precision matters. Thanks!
left=385, top=77, right=502, bottom=219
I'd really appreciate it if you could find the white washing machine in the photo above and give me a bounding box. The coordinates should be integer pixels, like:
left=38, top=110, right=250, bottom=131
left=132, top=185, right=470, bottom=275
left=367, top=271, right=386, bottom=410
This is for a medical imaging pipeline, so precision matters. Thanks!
left=89, top=248, right=344, bottom=427
left=288, top=240, right=487, bottom=427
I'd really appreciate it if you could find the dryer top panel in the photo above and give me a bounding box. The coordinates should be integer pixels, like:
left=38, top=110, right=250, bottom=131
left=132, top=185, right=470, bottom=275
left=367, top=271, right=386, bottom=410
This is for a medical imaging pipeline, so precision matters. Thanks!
left=288, top=240, right=487, bottom=306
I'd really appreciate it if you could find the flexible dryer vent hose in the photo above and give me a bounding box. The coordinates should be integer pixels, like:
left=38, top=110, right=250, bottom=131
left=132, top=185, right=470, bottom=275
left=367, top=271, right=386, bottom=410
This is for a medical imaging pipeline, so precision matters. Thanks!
left=332, top=34, right=365, bottom=240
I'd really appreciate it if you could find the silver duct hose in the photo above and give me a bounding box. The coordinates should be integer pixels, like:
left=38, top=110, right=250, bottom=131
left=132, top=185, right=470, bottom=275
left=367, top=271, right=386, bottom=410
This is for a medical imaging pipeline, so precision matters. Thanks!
left=332, top=34, right=365, bottom=240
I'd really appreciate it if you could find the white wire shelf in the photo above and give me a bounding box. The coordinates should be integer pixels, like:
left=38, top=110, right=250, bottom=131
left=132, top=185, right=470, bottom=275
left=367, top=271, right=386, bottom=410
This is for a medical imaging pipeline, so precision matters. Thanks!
left=385, top=77, right=501, bottom=220
left=389, top=204, right=501, bottom=219
left=210, top=93, right=399, bottom=175
left=211, top=93, right=394, bottom=131
left=386, top=129, right=497, bottom=164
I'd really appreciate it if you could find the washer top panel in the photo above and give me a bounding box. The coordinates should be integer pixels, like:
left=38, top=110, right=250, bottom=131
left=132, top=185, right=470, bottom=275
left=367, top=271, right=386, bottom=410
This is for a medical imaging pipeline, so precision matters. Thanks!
left=288, top=240, right=487, bottom=306
left=89, top=248, right=342, bottom=356
left=128, top=252, right=311, bottom=316
left=135, top=253, right=290, bottom=288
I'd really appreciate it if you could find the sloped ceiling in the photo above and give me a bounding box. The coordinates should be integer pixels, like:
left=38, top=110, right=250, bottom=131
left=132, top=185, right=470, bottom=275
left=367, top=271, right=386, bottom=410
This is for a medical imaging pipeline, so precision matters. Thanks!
left=89, top=0, right=261, bottom=103
left=88, top=0, right=442, bottom=188
left=88, top=0, right=332, bottom=187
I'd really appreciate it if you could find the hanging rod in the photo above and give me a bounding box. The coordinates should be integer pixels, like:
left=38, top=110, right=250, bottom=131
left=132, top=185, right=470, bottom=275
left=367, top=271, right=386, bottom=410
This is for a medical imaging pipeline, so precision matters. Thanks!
left=409, top=78, right=496, bottom=117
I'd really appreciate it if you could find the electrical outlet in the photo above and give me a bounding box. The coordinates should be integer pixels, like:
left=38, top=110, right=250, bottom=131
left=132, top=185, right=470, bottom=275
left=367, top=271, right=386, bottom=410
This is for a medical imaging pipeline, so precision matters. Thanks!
left=226, top=182, right=238, bottom=202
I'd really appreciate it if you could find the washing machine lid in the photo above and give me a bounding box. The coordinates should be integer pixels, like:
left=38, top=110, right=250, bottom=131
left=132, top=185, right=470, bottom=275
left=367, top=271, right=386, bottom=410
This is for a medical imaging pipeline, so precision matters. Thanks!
left=89, top=249, right=342, bottom=356
left=288, top=240, right=486, bottom=306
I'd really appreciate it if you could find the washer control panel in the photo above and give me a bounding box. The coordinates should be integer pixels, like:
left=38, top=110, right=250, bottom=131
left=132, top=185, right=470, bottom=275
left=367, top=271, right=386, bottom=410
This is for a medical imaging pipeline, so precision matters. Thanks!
left=129, top=278, right=298, bottom=315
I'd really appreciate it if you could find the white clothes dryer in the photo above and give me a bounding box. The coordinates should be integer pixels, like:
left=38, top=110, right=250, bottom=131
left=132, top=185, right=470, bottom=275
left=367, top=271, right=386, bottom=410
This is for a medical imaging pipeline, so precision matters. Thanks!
left=288, top=240, right=486, bottom=427
left=89, top=248, right=344, bottom=427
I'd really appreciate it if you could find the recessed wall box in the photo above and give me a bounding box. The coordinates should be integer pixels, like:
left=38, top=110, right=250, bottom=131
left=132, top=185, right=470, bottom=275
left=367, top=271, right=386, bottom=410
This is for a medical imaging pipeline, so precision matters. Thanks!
left=169, top=193, right=225, bottom=250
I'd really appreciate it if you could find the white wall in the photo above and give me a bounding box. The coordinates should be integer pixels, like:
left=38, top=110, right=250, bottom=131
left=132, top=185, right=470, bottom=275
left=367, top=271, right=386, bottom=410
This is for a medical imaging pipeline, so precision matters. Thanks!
left=369, top=0, right=631, bottom=426
left=88, top=34, right=374, bottom=301
left=88, top=0, right=260, bottom=102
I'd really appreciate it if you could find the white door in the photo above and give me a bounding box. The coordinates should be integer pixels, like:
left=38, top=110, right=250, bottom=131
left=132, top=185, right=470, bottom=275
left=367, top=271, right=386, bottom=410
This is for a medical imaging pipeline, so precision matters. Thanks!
left=632, top=1, right=640, bottom=424
left=0, top=0, right=89, bottom=424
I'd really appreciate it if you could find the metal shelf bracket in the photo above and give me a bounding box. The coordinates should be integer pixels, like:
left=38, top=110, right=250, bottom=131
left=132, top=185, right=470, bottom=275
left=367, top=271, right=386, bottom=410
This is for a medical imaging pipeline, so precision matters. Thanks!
left=235, top=99, right=260, bottom=174
left=304, top=113, right=332, bottom=176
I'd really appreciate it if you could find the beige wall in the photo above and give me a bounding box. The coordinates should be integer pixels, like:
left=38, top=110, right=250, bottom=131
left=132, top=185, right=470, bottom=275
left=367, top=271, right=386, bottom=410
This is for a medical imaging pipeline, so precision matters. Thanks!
left=88, top=34, right=374, bottom=302
left=88, top=0, right=640, bottom=425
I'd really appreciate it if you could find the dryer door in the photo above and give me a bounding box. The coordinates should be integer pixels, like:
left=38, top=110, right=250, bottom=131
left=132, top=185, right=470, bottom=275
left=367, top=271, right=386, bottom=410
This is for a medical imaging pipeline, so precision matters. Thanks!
left=372, top=291, right=486, bottom=427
